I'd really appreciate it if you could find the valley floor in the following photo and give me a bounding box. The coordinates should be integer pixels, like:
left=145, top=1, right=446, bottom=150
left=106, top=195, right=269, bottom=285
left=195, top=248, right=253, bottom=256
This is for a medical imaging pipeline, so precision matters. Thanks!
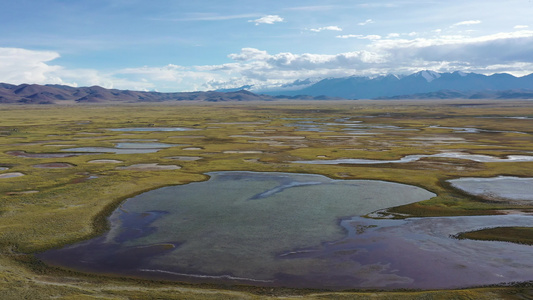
left=1, top=100, right=533, bottom=299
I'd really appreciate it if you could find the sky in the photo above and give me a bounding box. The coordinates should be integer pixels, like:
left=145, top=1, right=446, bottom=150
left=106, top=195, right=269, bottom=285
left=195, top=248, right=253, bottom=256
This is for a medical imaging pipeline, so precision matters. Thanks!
left=1, top=0, right=533, bottom=92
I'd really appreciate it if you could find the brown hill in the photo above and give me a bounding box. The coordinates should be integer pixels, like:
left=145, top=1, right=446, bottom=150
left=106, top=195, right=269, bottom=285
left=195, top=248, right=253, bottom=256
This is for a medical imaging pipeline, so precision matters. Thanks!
left=0, top=83, right=281, bottom=104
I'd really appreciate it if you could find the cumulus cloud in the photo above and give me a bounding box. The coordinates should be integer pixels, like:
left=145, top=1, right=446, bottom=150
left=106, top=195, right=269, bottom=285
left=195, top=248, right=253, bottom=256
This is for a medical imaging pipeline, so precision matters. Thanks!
left=310, top=26, right=342, bottom=32
left=249, top=15, right=284, bottom=25
left=114, top=65, right=224, bottom=91
left=368, top=30, right=533, bottom=72
left=227, top=48, right=269, bottom=61
left=0, top=47, right=161, bottom=90
left=214, top=29, right=533, bottom=89
left=0, top=47, right=63, bottom=84
left=452, top=20, right=481, bottom=27
left=515, top=25, right=529, bottom=29
left=3, top=29, right=533, bottom=92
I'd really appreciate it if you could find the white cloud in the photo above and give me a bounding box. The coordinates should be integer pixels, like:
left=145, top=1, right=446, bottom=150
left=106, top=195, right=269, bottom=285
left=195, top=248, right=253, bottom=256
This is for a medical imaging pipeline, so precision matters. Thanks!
left=452, top=20, right=481, bottom=27
left=249, top=15, right=284, bottom=25
left=114, top=65, right=223, bottom=91
left=0, top=47, right=163, bottom=90
left=0, top=47, right=63, bottom=85
left=387, top=33, right=400, bottom=38
left=336, top=34, right=362, bottom=39
left=363, top=35, right=382, bottom=40
left=3, top=29, right=533, bottom=92
left=336, top=34, right=381, bottom=40
left=310, top=26, right=342, bottom=32
left=515, top=25, right=529, bottom=29
left=358, top=19, right=374, bottom=26
left=227, top=48, right=270, bottom=61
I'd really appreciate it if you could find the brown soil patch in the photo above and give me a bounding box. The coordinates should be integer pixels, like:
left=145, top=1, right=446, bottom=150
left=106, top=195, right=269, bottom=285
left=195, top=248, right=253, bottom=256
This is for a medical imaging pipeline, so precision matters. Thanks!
left=6, top=190, right=39, bottom=195
left=165, top=156, right=203, bottom=161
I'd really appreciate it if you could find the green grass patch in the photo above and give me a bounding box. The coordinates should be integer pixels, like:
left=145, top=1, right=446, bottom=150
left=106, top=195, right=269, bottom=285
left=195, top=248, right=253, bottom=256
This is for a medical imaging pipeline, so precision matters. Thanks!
left=456, top=227, right=533, bottom=245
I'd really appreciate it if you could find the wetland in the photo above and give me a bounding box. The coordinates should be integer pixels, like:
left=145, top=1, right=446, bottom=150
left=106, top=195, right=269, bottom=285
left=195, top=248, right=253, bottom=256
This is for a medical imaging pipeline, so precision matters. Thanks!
left=1, top=100, right=533, bottom=299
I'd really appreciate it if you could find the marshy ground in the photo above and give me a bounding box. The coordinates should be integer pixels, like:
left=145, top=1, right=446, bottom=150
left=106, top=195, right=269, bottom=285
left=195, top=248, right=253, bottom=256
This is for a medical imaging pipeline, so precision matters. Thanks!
left=1, top=100, right=533, bottom=299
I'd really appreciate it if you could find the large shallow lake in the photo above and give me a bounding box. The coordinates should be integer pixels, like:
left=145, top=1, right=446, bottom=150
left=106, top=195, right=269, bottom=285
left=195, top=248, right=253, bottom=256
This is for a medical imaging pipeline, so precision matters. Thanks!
left=39, top=172, right=533, bottom=290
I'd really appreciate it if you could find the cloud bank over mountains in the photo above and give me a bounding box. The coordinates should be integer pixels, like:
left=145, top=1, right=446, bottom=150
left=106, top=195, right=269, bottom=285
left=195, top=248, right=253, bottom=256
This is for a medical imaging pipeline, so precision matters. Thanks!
left=2, top=28, right=533, bottom=92
left=2, top=1, right=532, bottom=92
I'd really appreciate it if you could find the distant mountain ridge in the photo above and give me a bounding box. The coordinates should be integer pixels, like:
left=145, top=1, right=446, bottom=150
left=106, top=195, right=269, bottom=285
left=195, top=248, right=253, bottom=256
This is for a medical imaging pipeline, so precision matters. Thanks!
left=375, top=89, right=533, bottom=100
left=0, top=83, right=345, bottom=104
left=2, top=70, right=533, bottom=104
left=265, top=71, right=533, bottom=99
left=0, top=83, right=278, bottom=104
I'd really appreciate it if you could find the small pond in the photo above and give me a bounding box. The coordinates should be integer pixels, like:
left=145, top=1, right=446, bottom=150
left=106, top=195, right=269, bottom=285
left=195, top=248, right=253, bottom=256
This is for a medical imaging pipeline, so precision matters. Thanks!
left=293, top=152, right=533, bottom=165
left=33, top=163, right=75, bottom=169
left=38, top=172, right=533, bottom=290
left=449, top=176, right=533, bottom=202
left=61, top=143, right=179, bottom=155
left=0, top=172, right=25, bottom=179
left=7, top=150, right=97, bottom=158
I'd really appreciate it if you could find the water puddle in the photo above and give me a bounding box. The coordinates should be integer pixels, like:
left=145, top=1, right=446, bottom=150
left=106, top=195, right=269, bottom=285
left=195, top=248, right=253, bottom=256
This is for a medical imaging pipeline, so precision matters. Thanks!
left=62, top=143, right=179, bottom=155
left=7, top=150, right=98, bottom=158
left=293, top=152, right=533, bottom=165
left=88, top=159, right=123, bottom=164
left=116, top=164, right=181, bottom=171
left=0, top=172, right=25, bottom=179
left=449, top=176, right=533, bottom=203
left=428, top=125, right=526, bottom=134
left=33, top=163, right=75, bottom=169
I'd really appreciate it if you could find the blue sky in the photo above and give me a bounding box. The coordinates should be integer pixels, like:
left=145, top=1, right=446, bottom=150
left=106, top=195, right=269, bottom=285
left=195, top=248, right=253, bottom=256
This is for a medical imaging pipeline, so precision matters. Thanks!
left=1, top=0, right=533, bottom=92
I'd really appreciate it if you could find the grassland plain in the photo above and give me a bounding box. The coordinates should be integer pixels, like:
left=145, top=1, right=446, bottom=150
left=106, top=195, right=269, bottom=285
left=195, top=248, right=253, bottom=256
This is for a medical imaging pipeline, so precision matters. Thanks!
left=0, top=100, right=533, bottom=299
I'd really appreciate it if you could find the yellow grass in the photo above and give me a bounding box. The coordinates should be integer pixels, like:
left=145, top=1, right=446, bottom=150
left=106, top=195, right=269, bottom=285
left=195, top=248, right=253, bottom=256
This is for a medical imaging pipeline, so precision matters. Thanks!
left=1, top=100, right=533, bottom=298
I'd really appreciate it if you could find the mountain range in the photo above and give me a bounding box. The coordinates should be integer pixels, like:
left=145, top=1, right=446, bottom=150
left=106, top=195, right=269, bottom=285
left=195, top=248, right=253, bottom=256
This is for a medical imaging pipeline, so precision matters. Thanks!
left=0, top=82, right=346, bottom=104
left=264, top=71, right=533, bottom=99
left=0, top=83, right=280, bottom=104
left=1, top=70, right=533, bottom=104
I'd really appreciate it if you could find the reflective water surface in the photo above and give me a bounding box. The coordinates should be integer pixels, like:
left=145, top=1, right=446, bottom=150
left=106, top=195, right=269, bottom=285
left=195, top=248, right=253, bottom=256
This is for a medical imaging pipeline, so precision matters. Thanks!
left=449, top=176, right=533, bottom=202
left=38, top=172, right=533, bottom=290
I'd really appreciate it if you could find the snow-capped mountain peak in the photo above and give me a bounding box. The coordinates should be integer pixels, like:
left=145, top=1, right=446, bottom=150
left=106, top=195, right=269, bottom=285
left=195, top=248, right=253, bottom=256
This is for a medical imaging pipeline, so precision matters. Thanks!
left=416, top=70, right=441, bottom=82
